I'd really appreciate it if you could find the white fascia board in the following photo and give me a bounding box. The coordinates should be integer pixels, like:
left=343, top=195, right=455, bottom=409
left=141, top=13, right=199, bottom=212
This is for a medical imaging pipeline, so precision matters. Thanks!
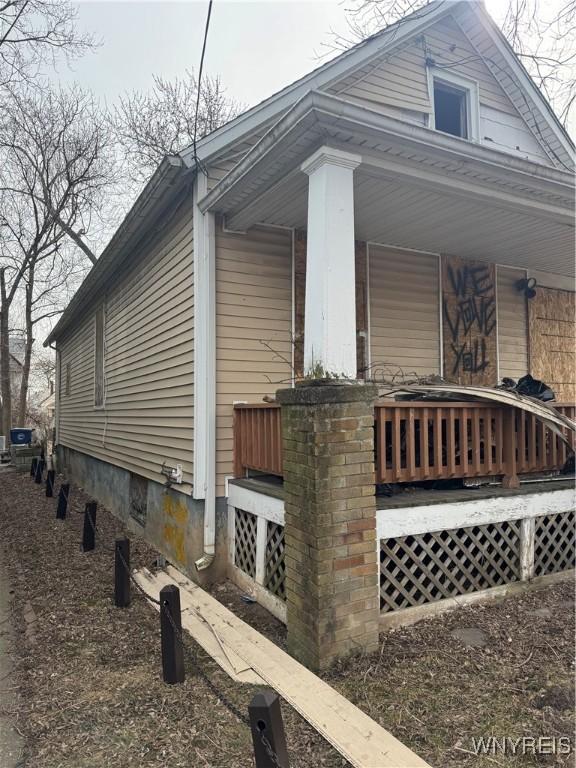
left=181, top=1, right=459, bottom=167
left=227, top=483, right=285, bottom=525
left=377, top=488, right=575, bottom=540
left=198, top=92, right=574, bottom=220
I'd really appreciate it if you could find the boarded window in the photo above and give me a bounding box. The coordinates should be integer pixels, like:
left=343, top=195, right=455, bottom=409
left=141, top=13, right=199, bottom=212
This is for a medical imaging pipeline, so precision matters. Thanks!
left=129, top=473, right=148, bottom=526
left=94, top=305, right=105, bottom=407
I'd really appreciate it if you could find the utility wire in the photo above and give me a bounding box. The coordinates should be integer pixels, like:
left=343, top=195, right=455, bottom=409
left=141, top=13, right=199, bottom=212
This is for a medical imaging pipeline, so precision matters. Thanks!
left=192, top=0, right=214, bottom=176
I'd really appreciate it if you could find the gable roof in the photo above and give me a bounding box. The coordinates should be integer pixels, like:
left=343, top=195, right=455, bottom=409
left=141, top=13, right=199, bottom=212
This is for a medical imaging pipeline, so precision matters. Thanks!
left=183, top=0, right=573, bottom=170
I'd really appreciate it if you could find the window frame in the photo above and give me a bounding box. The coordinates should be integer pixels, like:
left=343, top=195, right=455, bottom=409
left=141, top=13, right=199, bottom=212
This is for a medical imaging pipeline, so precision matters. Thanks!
left=427, top=67, right=480, bottom=142
left=94, top=304, right=106, bottom=409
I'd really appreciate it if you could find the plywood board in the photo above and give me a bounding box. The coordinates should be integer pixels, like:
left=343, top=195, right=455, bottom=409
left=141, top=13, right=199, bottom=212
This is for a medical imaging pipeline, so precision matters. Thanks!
left=528, top=287, right=575, bottom=402
left=442, top=255, right=497, bottom=386
left=135, top=566, right=431, bottom=768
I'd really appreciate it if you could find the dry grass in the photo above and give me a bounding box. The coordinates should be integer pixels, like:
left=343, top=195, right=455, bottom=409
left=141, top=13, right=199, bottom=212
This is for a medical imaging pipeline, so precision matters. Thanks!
left=218, top=549, right=576, bottom=767
left=0, top=469, right=347, bottom=768
left=1, top=467, right=574, bottom=767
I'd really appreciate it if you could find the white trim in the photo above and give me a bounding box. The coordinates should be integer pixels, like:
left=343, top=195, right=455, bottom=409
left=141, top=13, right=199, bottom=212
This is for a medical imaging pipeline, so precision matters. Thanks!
left=255, top=516, right=267, bottom=586
left=377, top=488, right=574, bottom=540
left=291, top=228, right=296, bottom=386
left=494, top=265, right=500, bottom=381
left=519, top=517, right=535, bottom=581
left=438, top=253, right=444, bottom=378
left=301, top=146, right=362, bottom=176
left=365, top=243, right=372, bottom=373
left=227, top=501, right=236, bottom=566
left=427, top=66, right=481, bottom=142
left=229, top=564, right=287, bottom=624
left=228, top=483, right=285, bottom=525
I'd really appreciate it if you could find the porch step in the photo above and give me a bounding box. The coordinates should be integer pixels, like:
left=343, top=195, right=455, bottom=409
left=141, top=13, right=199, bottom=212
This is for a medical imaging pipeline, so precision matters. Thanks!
left=134, top=565, right=431, bottom=768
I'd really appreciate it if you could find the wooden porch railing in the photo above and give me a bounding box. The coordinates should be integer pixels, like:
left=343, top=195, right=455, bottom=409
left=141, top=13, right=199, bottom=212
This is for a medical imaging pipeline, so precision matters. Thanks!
left=233, top=403, right=283, bottom=478
left=233, top=401, right=575, bottom=485
left=374, top=402, right=575, bottom=484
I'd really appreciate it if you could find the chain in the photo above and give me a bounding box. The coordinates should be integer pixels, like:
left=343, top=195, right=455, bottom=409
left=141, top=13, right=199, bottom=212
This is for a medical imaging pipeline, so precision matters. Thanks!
left=117, top=545, right=161, bottom=606
left=68, top=491, right=287, bottom=766
left=83, top=509, right=162, bottom=606
left=259, top=731, right=287, bottom=768
left=160, top=598, right=251, bottom=726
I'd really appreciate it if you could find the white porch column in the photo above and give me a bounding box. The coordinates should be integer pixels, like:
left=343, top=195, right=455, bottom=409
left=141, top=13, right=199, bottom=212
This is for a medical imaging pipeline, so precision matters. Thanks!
left=301, top=146, right=361, bottom=379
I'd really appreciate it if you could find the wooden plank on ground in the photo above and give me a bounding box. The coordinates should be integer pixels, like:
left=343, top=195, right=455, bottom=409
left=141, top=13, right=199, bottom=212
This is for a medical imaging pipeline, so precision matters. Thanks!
left=134, top=566, right=431, bottom=768
left=134, top=569, right=265, bottom=686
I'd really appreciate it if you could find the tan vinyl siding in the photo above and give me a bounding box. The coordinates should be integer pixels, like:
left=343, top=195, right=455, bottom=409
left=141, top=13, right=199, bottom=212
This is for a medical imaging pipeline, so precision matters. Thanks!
left=58, top=197, right=194, bottom=489
left=369, top=245, right=440, bottom=378
left=216, top=225, right=292, bottom=494
left=497, top=266, right=529, bottom=381
left=328, top=16, right=519, bottom=118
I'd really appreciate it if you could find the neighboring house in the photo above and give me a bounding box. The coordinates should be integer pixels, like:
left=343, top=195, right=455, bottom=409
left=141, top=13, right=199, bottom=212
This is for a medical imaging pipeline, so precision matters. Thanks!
left=2, top=336, right=25, bottom=403
left=45, top=0, right=575, bottom=609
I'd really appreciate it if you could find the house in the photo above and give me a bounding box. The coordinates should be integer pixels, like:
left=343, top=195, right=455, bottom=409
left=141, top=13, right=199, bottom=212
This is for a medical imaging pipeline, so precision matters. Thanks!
left=45, top=0, right=574, bottom=663
left=3, top=336, right=25, bottom=400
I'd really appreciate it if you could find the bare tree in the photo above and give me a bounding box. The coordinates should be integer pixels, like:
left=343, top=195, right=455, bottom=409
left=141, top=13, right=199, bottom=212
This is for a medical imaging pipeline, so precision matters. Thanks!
left=112, top=71, right=241, bottom=185
left=328, top=0, right=576, bottom=127
left=0, top=0, right=94, bottom=85
left=0, top=82, right=113, bottom=438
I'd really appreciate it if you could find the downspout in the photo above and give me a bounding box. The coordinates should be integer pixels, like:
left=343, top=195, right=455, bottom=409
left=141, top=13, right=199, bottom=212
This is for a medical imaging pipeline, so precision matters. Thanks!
left=193, top=171, right=217, bottom=571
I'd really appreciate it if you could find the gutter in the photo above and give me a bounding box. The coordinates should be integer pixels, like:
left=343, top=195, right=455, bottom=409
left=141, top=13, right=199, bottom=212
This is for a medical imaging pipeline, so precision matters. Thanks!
left=198, top=90, right=574, bottom=216
left=192, top=171, right=217, bottom=571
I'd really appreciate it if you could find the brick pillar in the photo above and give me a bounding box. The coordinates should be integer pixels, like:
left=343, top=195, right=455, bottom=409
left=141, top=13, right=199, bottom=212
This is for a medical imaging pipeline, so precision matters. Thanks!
left=276, top=382, right=380, bottom=671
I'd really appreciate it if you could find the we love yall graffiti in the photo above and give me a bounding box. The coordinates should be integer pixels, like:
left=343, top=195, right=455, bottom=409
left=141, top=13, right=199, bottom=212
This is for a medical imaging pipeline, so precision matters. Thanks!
left=443, top=260, right=496, bottom=380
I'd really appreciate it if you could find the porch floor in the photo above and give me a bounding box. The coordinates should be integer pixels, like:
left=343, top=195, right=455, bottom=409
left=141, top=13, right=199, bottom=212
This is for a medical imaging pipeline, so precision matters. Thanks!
left=229, top=475, right=575, bottom=508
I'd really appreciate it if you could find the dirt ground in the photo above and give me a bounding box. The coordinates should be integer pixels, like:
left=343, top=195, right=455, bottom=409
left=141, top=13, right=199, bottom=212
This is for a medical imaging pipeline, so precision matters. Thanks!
left=0, top=467, right=574, bottom=768
left=0, top=468, right=348, bottom=768
left=223, top=559, right=576, bottom=768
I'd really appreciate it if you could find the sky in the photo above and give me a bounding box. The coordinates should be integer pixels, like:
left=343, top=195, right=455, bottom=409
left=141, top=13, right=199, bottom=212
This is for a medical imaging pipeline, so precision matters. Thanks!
left=59, top=1, right=353, bottom=110
left=57, top=1, right=513, bottom=113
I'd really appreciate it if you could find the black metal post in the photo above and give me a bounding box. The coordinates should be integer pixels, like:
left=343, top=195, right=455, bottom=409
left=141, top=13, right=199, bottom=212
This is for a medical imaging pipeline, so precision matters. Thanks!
left=34, top=457, right=43, bottom=484
left=56, top=483, right=70, bottom=519
left=114, top=538, right=130, bottom=608
left=30, top=457, right=38, bottom=477
left=46, top=470, right=55, bottom=498
left=249, top=690, right=290, bottom=768
left=82, top=501, right=97, bottom=551
left=160, top=584, right=185, bottom=684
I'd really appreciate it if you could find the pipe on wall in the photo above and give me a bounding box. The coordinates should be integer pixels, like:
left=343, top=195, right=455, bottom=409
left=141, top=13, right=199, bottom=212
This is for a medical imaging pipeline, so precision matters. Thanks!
left=192, top=172, right=217, bottom=571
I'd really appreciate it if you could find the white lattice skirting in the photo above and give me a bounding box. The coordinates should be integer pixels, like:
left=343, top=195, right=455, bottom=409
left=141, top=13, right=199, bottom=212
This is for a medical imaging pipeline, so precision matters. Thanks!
left=228, top=485, right=575, bottom=624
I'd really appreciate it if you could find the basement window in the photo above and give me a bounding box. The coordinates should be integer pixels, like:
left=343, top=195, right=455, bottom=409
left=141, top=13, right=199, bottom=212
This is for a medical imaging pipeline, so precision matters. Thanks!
left=428, top=70, right=479, bottom=142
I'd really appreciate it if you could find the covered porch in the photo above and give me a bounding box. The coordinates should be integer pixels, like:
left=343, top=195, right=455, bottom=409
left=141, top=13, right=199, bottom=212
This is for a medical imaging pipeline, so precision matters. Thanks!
left=201, top=91, right=575, bottom=634
left=201, top=91, right=575, bottom=392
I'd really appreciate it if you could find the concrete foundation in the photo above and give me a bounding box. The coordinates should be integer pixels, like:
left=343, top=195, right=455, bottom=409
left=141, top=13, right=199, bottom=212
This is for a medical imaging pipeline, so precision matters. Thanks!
left=55, top=445, right=228, bottom=587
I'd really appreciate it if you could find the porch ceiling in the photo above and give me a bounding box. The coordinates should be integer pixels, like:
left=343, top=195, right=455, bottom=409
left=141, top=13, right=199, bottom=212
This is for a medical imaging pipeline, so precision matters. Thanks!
left=201, top=92, right=575, bottom=277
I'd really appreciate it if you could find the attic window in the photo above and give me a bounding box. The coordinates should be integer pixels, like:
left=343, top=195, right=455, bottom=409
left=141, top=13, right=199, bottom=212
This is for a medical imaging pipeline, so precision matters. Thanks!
left=428, top=69, right=479, bottom=142
left=433, top=81, right=468, bottom=138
